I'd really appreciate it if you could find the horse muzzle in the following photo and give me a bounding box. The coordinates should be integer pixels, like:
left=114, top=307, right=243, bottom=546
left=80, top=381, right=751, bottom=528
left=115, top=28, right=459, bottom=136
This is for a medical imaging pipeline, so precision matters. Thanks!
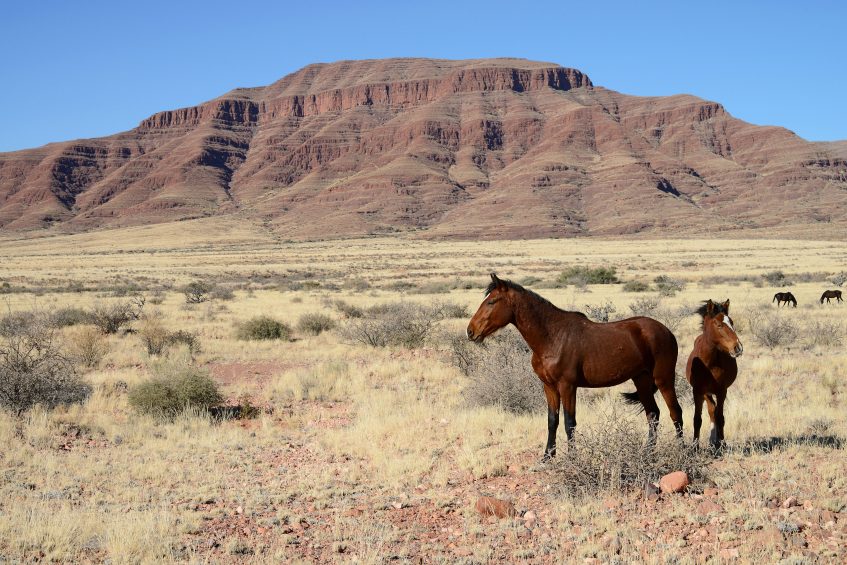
left=466, top=327, right=484, bottom=343
left=731, top=343, right=744, bottom=358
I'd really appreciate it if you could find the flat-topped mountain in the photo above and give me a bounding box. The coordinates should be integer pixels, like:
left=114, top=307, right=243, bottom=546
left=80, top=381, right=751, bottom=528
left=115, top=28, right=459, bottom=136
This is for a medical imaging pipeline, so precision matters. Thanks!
left=1, top=57, right=845, bottom=238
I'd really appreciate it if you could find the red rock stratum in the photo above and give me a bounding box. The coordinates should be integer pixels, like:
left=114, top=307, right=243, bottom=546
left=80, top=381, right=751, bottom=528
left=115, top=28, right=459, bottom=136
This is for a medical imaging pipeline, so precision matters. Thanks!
left=1, top=57, right=845, bottom=238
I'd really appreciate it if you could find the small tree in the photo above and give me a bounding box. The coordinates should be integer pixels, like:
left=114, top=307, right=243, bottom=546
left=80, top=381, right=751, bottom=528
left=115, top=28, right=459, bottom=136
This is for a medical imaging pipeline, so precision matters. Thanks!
left=183, top=281, right=212, bottom=304
left=0, top=315, right=91, bottom=416
left=90, top=295, right=145, bottom=334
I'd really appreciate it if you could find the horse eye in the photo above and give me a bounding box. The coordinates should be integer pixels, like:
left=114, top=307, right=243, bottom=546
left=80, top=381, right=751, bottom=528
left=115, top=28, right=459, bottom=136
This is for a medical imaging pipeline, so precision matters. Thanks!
left=487, top=299, right=498, bottom=305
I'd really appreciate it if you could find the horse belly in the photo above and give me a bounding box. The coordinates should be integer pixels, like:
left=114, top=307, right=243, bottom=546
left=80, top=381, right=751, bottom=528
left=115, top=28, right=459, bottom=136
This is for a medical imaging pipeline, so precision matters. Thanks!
left=580, top=347, right=647, bottom=387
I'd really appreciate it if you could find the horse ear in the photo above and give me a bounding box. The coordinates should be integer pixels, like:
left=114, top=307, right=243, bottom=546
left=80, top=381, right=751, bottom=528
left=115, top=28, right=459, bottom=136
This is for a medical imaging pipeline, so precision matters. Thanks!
left=705, top=300, right=715, bottom=316
left=722, top=299, right=730, bottom=313
left=490, top=273, right=505, bottom=288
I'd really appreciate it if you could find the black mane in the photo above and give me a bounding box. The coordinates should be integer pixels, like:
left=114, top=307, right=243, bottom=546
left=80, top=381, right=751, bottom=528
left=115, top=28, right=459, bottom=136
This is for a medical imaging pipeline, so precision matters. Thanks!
left=695, top=300, right=728, bottom=319
left=485, top=275, right=584, bottom=317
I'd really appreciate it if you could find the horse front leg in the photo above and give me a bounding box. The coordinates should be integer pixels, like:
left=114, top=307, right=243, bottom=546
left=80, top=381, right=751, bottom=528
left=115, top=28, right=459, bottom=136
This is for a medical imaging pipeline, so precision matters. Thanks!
left=542, top=385, right=560, bottom=460
left=713, top=391, right=727, bottom=451
left=692, top=391, right=704, bottom=447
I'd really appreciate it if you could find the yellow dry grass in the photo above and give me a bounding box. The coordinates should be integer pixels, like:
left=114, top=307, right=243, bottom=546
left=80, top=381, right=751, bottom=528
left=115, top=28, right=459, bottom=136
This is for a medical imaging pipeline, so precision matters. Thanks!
left=0, top=225, right=845, bottom=562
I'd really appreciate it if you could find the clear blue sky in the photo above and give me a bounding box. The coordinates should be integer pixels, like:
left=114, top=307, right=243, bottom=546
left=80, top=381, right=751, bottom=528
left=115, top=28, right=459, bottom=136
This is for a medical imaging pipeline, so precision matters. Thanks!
left=2, top=0, right=845, bottom=152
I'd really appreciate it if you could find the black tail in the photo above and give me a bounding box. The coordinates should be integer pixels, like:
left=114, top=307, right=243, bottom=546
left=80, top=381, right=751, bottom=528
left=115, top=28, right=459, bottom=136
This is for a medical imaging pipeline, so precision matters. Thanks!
left=621, top=383, right=658, bottom=408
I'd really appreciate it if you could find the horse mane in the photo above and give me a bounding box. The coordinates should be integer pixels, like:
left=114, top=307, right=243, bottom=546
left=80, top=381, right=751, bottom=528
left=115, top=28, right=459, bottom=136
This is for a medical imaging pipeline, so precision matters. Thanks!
left=486, top=276, right=587, bottom=318
left=695, top=300, right=728, bottom=319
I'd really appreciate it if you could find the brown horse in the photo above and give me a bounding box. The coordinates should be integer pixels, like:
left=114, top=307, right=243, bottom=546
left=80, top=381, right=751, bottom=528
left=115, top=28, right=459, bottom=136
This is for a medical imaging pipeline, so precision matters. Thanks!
left=773, top=291, right=797, bottom=307
left=820, top=290, right=843, bottom=304
left=686, top=299, right=743, bottom=450
left=467, top=274, right=683, bottom=459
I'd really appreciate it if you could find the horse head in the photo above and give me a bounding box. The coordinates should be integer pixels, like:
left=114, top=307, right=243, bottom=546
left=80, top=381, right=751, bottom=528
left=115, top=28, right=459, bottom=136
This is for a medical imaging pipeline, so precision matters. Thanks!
left=467, top=273, right=516, bottom=342
left=701, top=299, right=743, bottom=358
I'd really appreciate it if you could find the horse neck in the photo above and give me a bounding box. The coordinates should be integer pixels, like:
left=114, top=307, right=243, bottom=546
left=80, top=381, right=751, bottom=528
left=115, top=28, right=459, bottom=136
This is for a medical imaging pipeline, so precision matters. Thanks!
left=509, top=292, right=570, bottom=354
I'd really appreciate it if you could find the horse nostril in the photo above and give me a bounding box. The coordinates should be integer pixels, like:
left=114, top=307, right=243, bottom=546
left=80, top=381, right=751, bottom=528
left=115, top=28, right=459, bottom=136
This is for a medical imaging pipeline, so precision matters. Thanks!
left=466, top=328, right=473, bottom=340
left=735, top=343, right=744, bottom=356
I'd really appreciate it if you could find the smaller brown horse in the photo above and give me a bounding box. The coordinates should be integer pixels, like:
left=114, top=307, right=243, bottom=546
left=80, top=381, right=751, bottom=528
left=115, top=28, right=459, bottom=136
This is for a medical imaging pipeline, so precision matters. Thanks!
left=467, top=274, right=682, bottom=459
left=686, top=299, right=743, bottom=450
left=773, top=292, right=797, bottom=307
left=820, top=290, right=843, bottom=304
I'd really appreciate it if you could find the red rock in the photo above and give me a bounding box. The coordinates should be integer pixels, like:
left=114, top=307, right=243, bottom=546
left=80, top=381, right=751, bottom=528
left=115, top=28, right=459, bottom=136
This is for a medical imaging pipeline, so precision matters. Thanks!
left=659, top=471, right=690, bottom=494
left=720, top=548, right=740, bottom=559
left=475, top=496, right=517, bottom=519
left=704, top=487, right=719, bottom=497
left=523, top=510, right=537, bottom=528
left=1, top=58, right=845, bottom=239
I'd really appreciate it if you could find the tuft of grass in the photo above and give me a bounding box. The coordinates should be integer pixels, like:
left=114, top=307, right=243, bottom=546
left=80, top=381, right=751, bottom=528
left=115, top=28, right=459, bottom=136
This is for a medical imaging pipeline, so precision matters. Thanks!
left=65, top=325, right=110, bottom=369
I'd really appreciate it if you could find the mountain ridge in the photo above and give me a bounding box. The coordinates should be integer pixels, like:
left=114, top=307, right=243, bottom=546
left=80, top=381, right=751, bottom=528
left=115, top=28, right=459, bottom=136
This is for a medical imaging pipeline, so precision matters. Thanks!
left=1, top=57, right=845, bottom=239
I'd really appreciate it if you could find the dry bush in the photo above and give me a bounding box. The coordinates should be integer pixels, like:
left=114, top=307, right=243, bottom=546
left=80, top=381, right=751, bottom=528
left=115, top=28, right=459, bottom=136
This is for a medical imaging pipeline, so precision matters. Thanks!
left=330, top=299, right=364, bottom=319
left=236, top=316, right=292, bottom=341
left=341, top=302, right=436, bottom=348
left=89, top=295, right=145, bottom=334
left=210, top=285, right=236, bottom=301
left=168, top=330, right=200, bottom=354
left=430, top=299, right=469, bottom=320
left=584, top=301, right=617, bottom=322
left=805, top=320, right=844, bottom=348
left=297, top=312, right=336, bottom=336
left=627, top=297, right=689, bottom=332
left=0, top=314, right=91, bottom=416
left=139, top=317, right=170, bottom=355
left=555, top=404, right=711, bottom=495
left=654, top=275, right=686, bottom=297
left=831, top=271, right=847, bottom=287
left=128, top=363, right=223, bottom=419
left=749, top=313, right=799, bottom=348
left=65, top=326, right=110, bottom=368
left=454, top=327, right=545, bottom=414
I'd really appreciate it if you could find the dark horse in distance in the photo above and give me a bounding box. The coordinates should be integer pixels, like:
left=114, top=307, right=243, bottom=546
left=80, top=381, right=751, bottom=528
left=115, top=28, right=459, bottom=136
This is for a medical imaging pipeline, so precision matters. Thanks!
left=773, top=292, right=797, bottom=307
left=467, top=274, right=683, bottom=459
left=820, top=290, right=843, bottom=304
left=686, top=299, right=743, bottom=450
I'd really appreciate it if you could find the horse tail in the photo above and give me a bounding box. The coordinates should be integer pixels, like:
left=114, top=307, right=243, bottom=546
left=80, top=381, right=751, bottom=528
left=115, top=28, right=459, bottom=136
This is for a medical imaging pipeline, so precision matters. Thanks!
left=620, top=383, right=658, bottom=408
left=772, top=294, right=778, bottom=303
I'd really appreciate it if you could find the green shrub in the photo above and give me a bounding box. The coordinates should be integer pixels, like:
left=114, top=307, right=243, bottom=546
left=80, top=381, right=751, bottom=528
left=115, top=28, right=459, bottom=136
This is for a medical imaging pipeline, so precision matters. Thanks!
left=623, top=280, right=650, bottom=293
left=558, top=266, right=618, bottom=286
left=237, top=316, right=292, bottom=341
left=331, top=299, right=364, bottom=319
left=210, top=286, right=236, bottom=301
left=128, top=365, right=223, bottom=418
left=168, top=330, right=201, bottom=354
left=50, top=307, right=92, bottom=328
left=297, top=313, right=336, bottom=336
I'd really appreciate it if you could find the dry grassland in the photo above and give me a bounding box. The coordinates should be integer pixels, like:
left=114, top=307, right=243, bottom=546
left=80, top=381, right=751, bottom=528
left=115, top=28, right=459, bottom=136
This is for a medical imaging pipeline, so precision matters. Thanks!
left=0, top=219, right=845, bottom=563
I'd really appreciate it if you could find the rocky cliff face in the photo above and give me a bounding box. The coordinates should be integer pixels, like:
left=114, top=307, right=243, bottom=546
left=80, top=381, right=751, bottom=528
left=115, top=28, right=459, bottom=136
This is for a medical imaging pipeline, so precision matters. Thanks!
left=1, top=57, right=845, bottom=238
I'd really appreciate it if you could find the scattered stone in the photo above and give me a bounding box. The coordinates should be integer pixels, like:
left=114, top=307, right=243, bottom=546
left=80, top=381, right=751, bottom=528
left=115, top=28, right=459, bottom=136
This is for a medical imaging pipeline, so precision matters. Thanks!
left=474, top=496, right=517, bottom=519
left=523, top=510, right=537, bottom=528
left=777, top=521, right=802, bottom=534
left=696, top=500, right=724, bottom=516
left=719, top=548, right=740, bottom=559
left=782, top=496, right=799, bottom=509
left=605, top=534, right=622, bottom=555
left=659, top=471, right=689, bottom=494
left=704, top=487, right=719, bottom=497
left=643, top=482, right=661, bottom=501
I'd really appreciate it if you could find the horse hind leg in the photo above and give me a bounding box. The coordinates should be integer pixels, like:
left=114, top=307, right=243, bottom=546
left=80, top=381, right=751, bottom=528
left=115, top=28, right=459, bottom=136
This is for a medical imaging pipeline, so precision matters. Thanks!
left=633, top=374, right=661, bottom=447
